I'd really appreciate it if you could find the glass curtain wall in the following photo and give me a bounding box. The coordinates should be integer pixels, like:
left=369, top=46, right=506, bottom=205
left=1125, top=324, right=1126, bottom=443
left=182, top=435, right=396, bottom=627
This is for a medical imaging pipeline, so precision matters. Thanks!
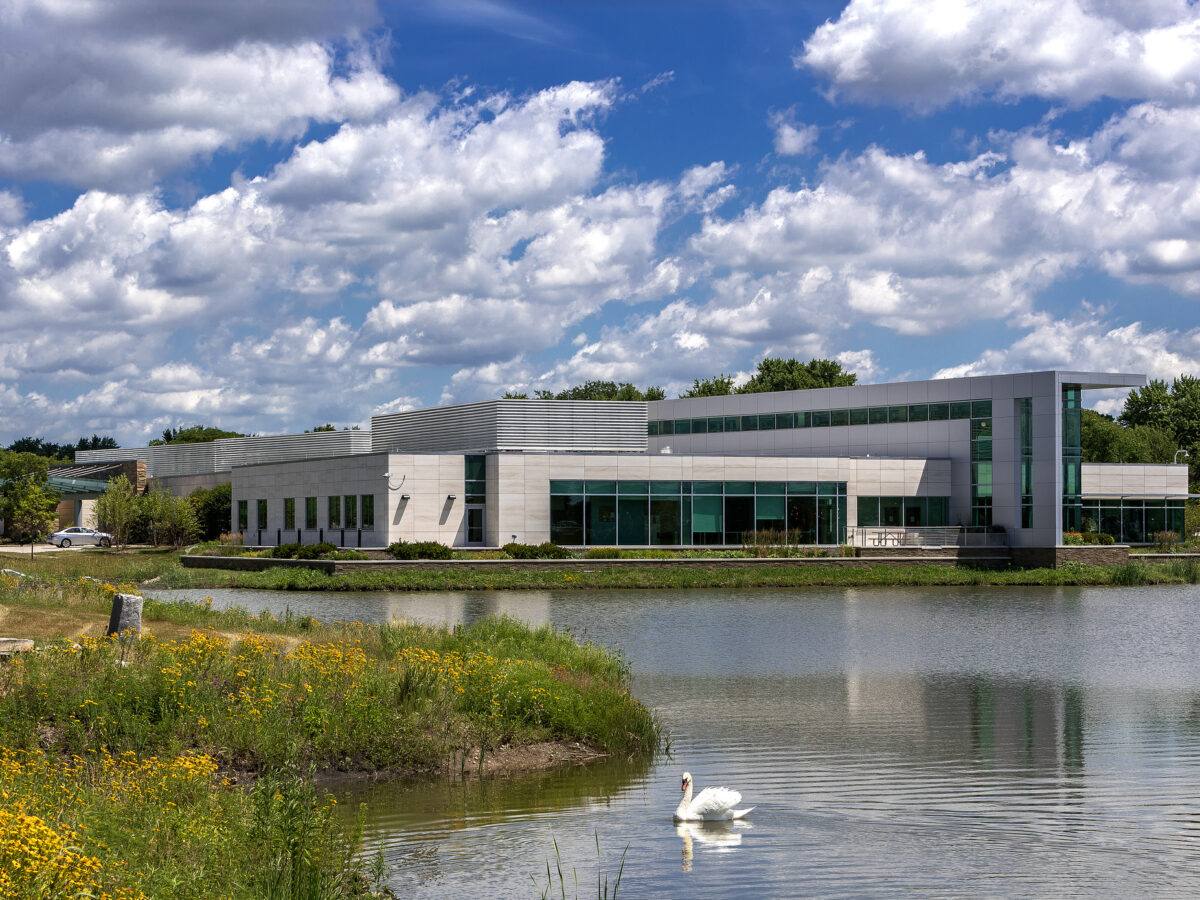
left=856, top=497, right=951, bottom=527
left=550, top=480, right=847, bottom=546
left=1018, top=398, right=1034, bottom=528
left=1062, top=385, right=1083, bottom=533
left=1080, top=498, right=1185, bottom=543
left=970, top=400, right=993, bottom=526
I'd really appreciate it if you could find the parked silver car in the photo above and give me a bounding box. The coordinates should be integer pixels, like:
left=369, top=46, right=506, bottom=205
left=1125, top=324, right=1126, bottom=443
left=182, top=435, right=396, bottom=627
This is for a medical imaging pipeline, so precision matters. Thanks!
left=49, top=526, right=113, bottom=548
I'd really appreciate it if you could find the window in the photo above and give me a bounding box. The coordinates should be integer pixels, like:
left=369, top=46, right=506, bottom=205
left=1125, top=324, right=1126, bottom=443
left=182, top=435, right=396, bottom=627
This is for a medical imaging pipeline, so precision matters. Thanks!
left=724, top=416, right=741, bottom=432
left=741, top=415, right=758, bottom=431
left=465, top=455, right=486, bottom=504
left=849, top=408, right=869, bottom=426
left=305, top=497, right=318, bottom=530
left=830, top=409, right=849, bottom=427
left=908, top=404, right=928, bottom=422
left=361, top=494, right=375, bottom=529
left=344, top=495, right=358, bottom=528
left=776, top=412, right=795, bottom=429
left=795, top=411, right=810, bottom=428
left=758, top=414, right=775, bottom=431
left=811, top=410, right=830, bottom=427
left=707, top=417, right=724, bottom=433
left=868, top=407, right=888, bottom=424
left=928, top=403, right=950, bottom=421
left=888, top=405, right=908, bottom=423
left=647, top=420, right=660, bottom=436
left=328, top=496, right=341, bottom=528
left=586, top=494, right=616, bottom=544
left=1018, top=397, right=1033, bottom=528
left=550, top=494, right=584, bottom=544
left=238, top=500, right=248, bottom=531
left=676, top=419, right=692, bottom=435
left=283, top=498, right=295, bottom=530
left=691, top=418, right=708, bottom=434
left=950, top=401, right=972, bottom=419
left=256, top=499, right=267, bottom=531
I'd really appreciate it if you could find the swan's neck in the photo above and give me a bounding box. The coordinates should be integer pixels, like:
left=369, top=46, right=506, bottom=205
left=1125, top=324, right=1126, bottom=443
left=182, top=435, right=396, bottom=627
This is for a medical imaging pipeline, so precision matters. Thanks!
left=676, top=782, right=693, bottom=818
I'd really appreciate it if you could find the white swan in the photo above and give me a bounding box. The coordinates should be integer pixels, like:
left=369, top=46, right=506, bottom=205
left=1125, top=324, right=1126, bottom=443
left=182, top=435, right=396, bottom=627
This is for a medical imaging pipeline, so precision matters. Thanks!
left=673, top=772, right=754, bottom=822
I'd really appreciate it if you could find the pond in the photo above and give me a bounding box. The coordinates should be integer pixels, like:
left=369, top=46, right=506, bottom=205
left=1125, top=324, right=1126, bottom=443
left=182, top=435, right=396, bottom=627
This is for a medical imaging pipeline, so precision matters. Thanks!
left=146, top=584, right=1200, bottom=897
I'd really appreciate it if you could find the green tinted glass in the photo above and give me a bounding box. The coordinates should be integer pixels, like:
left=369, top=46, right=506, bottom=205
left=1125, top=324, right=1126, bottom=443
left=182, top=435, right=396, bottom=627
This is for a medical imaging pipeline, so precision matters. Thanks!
left=811, top=410, right=831, bottom=427
left=724, top=481, right=755, bottom=495
left=586, top=480, right=616, bottom=495
left=928, top=403, right=950, bottom=421
left=618, top=481, right=649, bottom=495
left=756, top=481, right=785, bottom=495
left=868, top=407, right=888, bottom=424
left=708, top=417, right=724, bottom=433
left=830, top=409, right=849, bottom=427
left=950, top=401, right=972, bottom=419
left=908, top=404, right=928, bottom=422
left=550, top=480, right=585, bottom=494
left=849, top=408, right=868, bottom=426
left=694, top=481, right=724, bottom=494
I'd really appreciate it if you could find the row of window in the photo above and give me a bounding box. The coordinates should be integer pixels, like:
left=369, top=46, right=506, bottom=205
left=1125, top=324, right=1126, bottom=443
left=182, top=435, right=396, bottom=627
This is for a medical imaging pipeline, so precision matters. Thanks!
left=550, top=480, right=850, bottom=546
left=237, top=495, right=376, bottom=532
left=856, top=496, right=951, bottom=528
left=648, top=400, right=993, bottom=437
left=550, top=479, right=847, bottom=496
left=1080, top=499, right=1186, bottom=544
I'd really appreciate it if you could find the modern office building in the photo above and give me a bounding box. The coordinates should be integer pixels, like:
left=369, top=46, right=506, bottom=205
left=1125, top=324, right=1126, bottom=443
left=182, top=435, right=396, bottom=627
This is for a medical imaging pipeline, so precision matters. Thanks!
left=78, top=370, right=1191, bottom=549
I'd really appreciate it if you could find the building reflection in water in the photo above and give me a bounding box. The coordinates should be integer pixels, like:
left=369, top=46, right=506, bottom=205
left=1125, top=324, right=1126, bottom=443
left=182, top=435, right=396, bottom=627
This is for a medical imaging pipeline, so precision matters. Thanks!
left=844, top=670, right=1086, bottom=776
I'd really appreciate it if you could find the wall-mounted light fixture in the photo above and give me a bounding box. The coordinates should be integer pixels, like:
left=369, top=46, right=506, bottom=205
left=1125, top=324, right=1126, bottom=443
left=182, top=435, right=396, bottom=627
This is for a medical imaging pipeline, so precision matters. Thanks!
left=447, top=493, right=457, bottom=500
left=1176, top=449, right=1191, bottom=464
left=400, top=493, right=411, bottom=500
left=384, top=471, right=406, bottom=490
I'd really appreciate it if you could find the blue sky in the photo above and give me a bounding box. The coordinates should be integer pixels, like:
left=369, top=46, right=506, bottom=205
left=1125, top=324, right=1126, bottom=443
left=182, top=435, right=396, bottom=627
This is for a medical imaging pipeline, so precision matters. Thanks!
left=3, top=0, right=1199, bottom=446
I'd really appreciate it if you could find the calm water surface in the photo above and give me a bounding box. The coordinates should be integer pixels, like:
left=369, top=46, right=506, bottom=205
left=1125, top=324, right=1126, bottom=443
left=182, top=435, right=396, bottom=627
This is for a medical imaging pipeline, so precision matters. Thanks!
left=147, top=584, right=1200, bottom=897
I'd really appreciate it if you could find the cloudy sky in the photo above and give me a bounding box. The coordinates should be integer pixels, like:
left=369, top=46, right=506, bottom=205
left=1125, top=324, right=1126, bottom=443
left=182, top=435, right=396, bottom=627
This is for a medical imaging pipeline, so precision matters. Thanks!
left=3, top=0, right=1200, bottom=446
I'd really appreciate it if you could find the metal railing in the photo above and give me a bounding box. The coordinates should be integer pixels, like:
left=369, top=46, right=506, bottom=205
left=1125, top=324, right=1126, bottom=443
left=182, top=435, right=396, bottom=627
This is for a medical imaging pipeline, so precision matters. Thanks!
left=846, top=526, right=1008, bottom=548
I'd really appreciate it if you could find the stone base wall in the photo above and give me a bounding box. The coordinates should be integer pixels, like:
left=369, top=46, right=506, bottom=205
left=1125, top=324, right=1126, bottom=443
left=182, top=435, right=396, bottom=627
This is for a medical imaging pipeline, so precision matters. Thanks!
left=1009, top=546, right=1131, bottom=568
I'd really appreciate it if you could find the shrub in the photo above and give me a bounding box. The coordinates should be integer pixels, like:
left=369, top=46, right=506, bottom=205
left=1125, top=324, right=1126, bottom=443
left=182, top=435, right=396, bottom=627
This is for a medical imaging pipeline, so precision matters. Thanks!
left=329, top=549, right=368, bottom=560
left=387, top=540, right=452, bottom=560
left=584, top=547, right=622, bottom=559
left=1154, top=530, right=1181, bottom=552
left=268, top=542, right=337, bottom=560
left=501, top=542, right=572, bottom=559
left=1098, top=533, right=1115, bottom=545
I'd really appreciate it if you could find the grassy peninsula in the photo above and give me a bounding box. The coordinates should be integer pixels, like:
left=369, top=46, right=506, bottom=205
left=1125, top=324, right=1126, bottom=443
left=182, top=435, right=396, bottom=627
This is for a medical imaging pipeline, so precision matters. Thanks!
left=0, top=565, right=658, bottom=899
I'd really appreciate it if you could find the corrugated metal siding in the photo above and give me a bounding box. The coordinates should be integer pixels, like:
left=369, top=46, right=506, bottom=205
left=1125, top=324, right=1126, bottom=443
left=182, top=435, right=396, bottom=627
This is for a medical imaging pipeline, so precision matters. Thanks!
left=79, top=431, right=373, bottom=477
left=371, top=400, right=647, bottom=453
left=76, top=448, right=149, bottom=465
left=213, top=431, right=372, bottom=470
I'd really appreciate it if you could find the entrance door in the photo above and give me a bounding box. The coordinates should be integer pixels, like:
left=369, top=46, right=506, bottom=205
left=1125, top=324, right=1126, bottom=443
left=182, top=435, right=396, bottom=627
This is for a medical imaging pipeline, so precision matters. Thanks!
left=466, top=505, right=485, bottom=545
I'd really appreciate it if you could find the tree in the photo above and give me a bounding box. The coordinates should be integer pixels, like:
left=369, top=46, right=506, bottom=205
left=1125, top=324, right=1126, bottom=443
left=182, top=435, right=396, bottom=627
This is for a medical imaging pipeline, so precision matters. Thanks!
left=5, top=479, right=59, bottom=555
left=1119, top=379, right=1173, bottom=431
left=305, top=424, right=336, bottom=432
left=1118, top=375, right=1200, bottom=489
left=737, top=358, right=857, bottom=394
left=140, top=486, right=198, bottom=548
left=1081, top=409, right=1177, bottom=464
left=6, top=436, right=74, bottom=461
left=680, top=374, right=735, bottom=398
left=189, top=482, right=232, bottom=540
left=76, top=434, right=119, bottom=451
left=92, top=475, right=139, bottom=548
left=149, top=425, right=245, bottom=446
left=517, top=381, right=666, bottom=401
left=0, top=452, right=57, bottom=549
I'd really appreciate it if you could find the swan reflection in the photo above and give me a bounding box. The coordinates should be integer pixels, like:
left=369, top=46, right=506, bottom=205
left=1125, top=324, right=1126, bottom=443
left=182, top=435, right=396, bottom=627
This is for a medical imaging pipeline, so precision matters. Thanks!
left=677, top=820, right=750, bottom=872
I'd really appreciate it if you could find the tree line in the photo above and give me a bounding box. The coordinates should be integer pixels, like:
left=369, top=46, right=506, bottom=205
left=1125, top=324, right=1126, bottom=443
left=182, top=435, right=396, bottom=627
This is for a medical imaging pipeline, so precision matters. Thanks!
left=4, top=434, right=119, bottom=463
left=501, top=357, right=859, bottom=401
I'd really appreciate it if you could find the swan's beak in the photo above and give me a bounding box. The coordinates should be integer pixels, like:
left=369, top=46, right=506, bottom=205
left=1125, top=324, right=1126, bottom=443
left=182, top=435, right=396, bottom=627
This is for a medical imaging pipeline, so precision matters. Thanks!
left=681, top=778, right=687, bottom=791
